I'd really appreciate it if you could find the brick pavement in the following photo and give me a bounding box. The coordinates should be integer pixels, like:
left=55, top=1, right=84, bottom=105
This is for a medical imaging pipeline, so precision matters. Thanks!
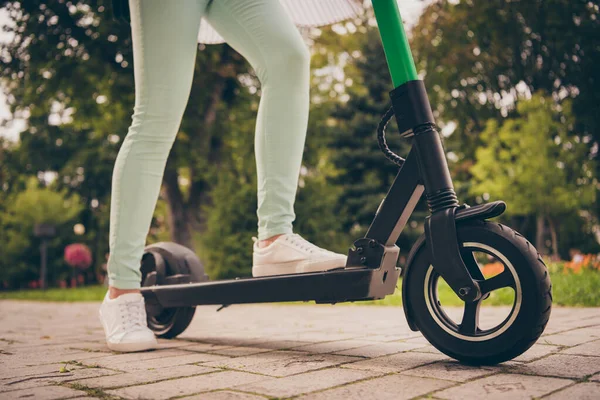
left=0, top=301, right=598, bottom=399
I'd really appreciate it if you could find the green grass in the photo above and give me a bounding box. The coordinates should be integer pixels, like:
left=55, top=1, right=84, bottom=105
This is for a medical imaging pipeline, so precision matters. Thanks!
left=1, top=269, right=598, bottom=307
left=548, top=268, right=600, bottom=307
left=0, top=284, right=107, bottom=302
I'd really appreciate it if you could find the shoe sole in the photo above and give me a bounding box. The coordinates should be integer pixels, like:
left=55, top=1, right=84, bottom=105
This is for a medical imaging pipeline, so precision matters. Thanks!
left=106, top=340, right=158, bottom=353
left=252, top=258, right=346, bottom=277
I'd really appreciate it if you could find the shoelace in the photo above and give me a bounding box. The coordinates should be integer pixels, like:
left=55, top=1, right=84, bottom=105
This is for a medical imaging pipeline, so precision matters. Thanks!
left=286, top=233, right=324, bottom=253
left=118, top=300, right=146, bottom=331
left=252, top=233, right=334, bottom=255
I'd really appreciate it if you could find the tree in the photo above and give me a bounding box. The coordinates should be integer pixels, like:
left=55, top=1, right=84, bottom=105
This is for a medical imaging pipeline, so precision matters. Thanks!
left=0, top=177, right=84, bottom=287
left=411, top=0, right=599, bottom=157
left=410, top=0, right=600, bottom=255
left=326, top=24, right=423, bottom=247
left=470, top=94, right=595, bottom=256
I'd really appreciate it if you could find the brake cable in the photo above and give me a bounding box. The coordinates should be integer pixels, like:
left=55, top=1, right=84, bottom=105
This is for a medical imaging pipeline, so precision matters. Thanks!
left=377, top=106, right=405, bottom=167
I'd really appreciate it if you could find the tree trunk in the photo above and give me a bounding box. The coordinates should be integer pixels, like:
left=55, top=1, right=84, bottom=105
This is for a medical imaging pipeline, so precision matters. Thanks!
left=187, top=58, right=228, bottom=234
left=519, top=215, right=530, bottom=236
left=547, top=216, right=560, bottom=260
left=162, top=165, right=195, bottom=250
left=535, top=214, right=546, bottom=255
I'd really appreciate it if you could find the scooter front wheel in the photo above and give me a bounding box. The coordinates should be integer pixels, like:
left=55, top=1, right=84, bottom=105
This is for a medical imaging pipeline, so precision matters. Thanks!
left=404, top=221, right=552, bottom=365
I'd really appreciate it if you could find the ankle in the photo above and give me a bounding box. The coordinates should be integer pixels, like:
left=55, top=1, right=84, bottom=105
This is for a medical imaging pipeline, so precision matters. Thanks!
left=258, top=234, right=285, bottom=249
left=108, top=286, right=141, bottom=300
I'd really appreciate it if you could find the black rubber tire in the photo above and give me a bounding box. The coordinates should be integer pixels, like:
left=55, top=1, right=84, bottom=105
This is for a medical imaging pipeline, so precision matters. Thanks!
left=405, top=221, right=552, bottom=365
left=141, top=243, right=206, bottom=339
left=148, top=304, right=195, bottom=339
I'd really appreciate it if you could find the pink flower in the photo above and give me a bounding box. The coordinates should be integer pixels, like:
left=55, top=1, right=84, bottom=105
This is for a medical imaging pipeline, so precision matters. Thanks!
left=64, top=243, right=93, bottom=269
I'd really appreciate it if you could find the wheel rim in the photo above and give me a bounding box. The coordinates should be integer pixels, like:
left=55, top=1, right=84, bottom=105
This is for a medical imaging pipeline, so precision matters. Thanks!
left=148, top=308, right=178, bottom=336
left=141, top=251, right=179, bottom=335
left=424, top=242, right=522, bottom=342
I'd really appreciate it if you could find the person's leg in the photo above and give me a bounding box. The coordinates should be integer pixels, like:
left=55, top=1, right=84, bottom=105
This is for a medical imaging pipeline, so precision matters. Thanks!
left=204, top=0, right=346, bottom=276
left=107, top=0, right=209, bottom=294
left=101, top=0, right=210, bottom=352
left=204, top=0, right=310, bottom=243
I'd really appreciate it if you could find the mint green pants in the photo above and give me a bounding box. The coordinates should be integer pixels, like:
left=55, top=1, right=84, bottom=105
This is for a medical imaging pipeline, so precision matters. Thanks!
left=108, top=0, right=310, bottom=289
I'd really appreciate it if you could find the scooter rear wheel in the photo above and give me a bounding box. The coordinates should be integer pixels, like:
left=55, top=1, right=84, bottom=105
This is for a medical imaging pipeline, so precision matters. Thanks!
left=141, top=242, right=209, bottom=338
left=405, top=221, right=552, bottom=365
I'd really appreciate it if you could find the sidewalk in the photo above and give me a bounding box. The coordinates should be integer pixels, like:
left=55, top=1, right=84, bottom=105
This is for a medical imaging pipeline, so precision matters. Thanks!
left=0, top=301, right=599, bottom=399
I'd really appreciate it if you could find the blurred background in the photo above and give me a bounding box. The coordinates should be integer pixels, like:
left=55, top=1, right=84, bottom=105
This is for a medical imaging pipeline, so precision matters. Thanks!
left=0, top=0, right=598, bottom=305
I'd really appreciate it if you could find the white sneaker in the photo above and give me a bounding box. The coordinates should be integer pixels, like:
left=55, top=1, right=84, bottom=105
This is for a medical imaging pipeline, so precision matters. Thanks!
left=99, top=292, right=158, bottom=352
left=252, top=233, right=347, bottom=277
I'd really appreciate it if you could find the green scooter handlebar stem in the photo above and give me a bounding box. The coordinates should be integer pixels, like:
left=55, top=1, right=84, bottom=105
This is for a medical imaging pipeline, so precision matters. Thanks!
left=371, top=0, right=419, bottom=87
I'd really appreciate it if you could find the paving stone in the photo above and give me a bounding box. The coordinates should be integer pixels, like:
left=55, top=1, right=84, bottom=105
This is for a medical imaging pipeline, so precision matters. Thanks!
left=510, top=354, right=600, bottom=379
left=591, top=372, right=600, bottom=382
left=512, top=344, right=560, bottom=362
left=269, top=331, right=360, bottom=342
left=410, top=344, right=445, bottom=355
left=235, top=367, right=379, bottom=398
left=107, top=371, right=266, bottom=400
left=79, top=348, right=190, bottom=368
left=560, top=339, right=600, bottom=357
left=178, top=336, right=269, bottom=348
left=155, top=339, right=196, bottom=349
left=359, top=332, right=420, bottom=342
left=402, top=335, right=431, bottom=345
left=0, top=365, right=117, bottom=392
left=207, top=346, right=273, bottom=357
left=0, top=385, right=88, bottom=400
left=245, top=340, right=310, bottom=350
left=1, top=347, right=105, bottom=369
left=343, top=350, right=447, bottom=373
left=434, top=373, right=572, bottom=400
left=227, top=353, right=360, bottom=377
left=295, top=373, right=452, bottom=400
left=74, top=365, right=215, bottom=389
left=541, top=326, right=600, bottom=347
left=203, top=350, right=307, bottom=370
left=183, top=343, right=233, bottom=353
left=184, top=391, right=267, bottom=399
left=401, top=360, right=499, bottom=382
left=543, top=382, right=600, bottom=400
left=67, top=342, right=112, bottom=352
left=334, top=341, right=424, bottom=357
left=0, top=363, right=86, bottom=381
left=112, top=352, right=226, bottom=371
left=294, top=340, right=374, bottom=354
left=0, top=368, right=77, bottom=392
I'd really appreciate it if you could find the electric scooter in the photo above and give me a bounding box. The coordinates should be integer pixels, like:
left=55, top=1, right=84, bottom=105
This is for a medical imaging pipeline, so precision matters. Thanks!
left=139, top=0, right=552, bottom=365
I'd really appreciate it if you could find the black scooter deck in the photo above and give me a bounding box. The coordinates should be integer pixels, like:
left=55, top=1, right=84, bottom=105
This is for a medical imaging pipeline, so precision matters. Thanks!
left=140, top=266, right=400, bottom=309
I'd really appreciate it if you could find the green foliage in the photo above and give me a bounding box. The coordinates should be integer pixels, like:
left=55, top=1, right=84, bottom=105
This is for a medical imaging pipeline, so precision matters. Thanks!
left=326, top=25, right=423, bottom=245
left=470, top=94, right=595, bottom=217
left=411, top=0, right=600, bottom=153
left=0, top=177, right=84, bottom=287
left=5, top=177, right=83, bottom=225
